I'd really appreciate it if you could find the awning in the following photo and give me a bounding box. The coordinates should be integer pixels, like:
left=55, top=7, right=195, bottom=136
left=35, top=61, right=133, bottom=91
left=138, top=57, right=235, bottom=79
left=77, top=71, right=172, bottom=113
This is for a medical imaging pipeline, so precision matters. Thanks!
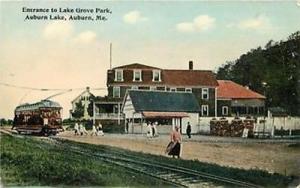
left=142, top=111, right=189, bottom=118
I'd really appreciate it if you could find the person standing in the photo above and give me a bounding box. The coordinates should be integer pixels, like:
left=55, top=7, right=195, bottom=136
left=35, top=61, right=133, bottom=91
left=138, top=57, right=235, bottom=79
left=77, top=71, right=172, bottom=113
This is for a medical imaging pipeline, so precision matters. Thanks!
left=82, top=123, right=88, bottom=135
left=78, top=123, right=83, bottom=136
left=98, top=122, right=104, bottom=136
left=151, top=122, right=155, bottom=137
left=91, top=123, right=98, bottom=136
left=153, top=121, right=158, bottom=137
left=74, top=122, right=79, bottom=136
left=147, top=122, right=153, bottom=138
left=186, top=122, right=191, bottom=139
left=166, top=126, right=182, bottom=158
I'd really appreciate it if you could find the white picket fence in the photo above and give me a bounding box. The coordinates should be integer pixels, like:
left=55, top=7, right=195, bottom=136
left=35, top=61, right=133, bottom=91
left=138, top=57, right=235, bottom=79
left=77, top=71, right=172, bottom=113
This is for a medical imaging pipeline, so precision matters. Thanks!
left=127, top=116, right=300, bottom=137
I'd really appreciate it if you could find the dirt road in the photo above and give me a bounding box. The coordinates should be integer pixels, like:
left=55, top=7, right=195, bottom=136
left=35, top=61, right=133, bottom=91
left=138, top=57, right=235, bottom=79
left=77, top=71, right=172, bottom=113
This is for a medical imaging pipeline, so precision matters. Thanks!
left=57, top=131, right=300, bottom=177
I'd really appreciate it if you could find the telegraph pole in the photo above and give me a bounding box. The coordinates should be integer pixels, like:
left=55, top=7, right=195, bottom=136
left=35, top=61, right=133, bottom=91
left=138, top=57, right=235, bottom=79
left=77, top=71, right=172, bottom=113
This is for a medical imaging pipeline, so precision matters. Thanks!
left=110, top=43, right=112, bottom=69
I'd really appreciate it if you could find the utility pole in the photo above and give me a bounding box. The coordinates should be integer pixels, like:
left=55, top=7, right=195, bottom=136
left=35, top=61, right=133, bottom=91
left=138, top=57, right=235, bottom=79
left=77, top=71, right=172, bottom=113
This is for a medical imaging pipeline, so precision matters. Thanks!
left=110, top=43, right=112, bottom=70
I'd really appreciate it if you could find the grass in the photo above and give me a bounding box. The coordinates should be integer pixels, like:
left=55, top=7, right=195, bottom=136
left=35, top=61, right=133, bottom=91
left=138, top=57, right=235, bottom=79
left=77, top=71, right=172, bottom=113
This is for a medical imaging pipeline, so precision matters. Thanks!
left=0, top=133, right=296, bottom=187
left=0, top=134, right=168, bottom=187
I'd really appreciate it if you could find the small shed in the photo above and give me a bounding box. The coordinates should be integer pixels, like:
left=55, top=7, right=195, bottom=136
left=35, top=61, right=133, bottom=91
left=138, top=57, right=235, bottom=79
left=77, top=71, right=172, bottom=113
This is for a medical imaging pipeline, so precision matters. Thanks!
left=122, top=90, right=200, bottom=134
left=268, top=107, right=288, bottom=118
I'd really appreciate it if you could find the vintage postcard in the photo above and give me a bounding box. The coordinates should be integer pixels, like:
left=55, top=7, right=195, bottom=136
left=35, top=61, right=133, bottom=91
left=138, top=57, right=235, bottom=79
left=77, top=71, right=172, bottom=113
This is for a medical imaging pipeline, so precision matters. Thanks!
left=0, top=1, right=299, bottom=187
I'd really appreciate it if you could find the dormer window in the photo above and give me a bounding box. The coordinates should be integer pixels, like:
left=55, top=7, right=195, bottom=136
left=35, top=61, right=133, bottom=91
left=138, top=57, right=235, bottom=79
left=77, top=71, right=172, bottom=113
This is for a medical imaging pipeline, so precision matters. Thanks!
left=115, top=69, right=123, bottom=82
left=133, top=70, right=142, bottom=82
left=152, top=70, right=161, bottom=82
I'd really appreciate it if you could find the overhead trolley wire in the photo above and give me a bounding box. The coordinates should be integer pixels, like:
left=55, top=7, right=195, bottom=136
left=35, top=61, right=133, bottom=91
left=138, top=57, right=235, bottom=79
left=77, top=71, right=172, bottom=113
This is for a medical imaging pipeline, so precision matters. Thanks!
left=0, top=82, right=106, bottom=91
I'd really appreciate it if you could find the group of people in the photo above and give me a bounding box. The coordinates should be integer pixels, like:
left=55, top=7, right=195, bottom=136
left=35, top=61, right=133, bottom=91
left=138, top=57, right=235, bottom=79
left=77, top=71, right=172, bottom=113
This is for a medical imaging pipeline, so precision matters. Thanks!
left=73, top=120, right=190, bottom=159
left=74, top=122, right=104, bottom=136
left=147, top=122, right=158, bottom=138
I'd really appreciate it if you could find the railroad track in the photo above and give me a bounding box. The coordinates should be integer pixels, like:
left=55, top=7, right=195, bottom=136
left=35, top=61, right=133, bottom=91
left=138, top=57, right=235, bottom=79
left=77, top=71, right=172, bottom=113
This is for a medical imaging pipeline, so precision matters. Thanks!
left=1, top=130, right=262, bottom=188
left=49, top=136, right=261, bottom=188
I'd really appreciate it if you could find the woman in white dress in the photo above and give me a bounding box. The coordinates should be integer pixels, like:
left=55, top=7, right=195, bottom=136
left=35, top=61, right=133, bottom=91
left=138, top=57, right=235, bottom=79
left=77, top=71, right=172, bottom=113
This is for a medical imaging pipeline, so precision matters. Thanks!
left=91, top=124, right=98, bottom=136
left=74, top=123, right=79, bottom=136
left=98, top=123, right=104, bottom=136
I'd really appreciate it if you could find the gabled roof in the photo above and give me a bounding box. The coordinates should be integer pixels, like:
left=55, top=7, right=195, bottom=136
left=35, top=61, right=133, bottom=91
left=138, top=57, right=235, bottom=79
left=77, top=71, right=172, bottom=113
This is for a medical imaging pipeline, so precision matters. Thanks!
left=71, top=89, right=94, bottom=103
left=163, top=70, right=218, bottom=87
left=126, top=90, right=200, bottom=112
left=113, top=63, right=160, bottom=70
left=217, top=80, right=265, bottom=99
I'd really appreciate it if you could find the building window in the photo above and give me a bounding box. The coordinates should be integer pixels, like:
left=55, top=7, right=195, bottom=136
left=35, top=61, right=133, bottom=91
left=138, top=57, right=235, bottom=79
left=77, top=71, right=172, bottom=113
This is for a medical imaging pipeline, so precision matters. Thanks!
left=157, top=86, right=166, bottom=91
left=152, top=70, right=161, bottom=82
left=222, top=106, right=228, bottom=116
left=131, top=85, right=138, bottom=90
left=113, top=87, right=120, bottom=98
left=170, top=88, right=176, bottom=92
left=133, top=70, right=142, bottom=82
left=115, top=69, right=123, bottom=82
left=185, top=88, right=192, bottom=93
left=201, top=105, right=209, bottom=116
left=113, top=105, right=119, bottom=113
left=202, top=88, right=209, bottom=100
left=138, top=86, right=150, bottom=90
left=177, top=88, right=185, bottom=92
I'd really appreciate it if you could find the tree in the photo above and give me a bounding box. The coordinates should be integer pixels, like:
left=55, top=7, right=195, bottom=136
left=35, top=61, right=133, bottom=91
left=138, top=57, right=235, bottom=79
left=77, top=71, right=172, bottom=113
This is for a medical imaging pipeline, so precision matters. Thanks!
left=87, top=95, right=96, bottom=117
left=72, top=101, right=84, bottom=119
left=0, top=118, right=7, bottom=126
left=216, top=30, right=300, bottom=116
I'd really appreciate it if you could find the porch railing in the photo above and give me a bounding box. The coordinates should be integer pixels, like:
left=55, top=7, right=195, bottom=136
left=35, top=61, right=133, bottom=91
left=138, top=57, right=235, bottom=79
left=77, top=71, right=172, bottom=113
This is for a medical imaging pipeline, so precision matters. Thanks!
left=94, top=113, right=124, bottom=120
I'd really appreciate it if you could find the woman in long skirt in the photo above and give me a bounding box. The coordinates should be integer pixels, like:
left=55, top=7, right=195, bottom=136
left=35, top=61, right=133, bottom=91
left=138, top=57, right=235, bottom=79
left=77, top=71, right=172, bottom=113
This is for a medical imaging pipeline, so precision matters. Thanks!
left=165, top=126, right=182, bottom=158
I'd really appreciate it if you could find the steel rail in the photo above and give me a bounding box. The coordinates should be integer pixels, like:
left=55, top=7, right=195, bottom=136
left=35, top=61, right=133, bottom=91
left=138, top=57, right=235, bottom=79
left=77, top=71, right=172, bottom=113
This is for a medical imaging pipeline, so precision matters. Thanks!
left=90, top=148, right=262, bottom=188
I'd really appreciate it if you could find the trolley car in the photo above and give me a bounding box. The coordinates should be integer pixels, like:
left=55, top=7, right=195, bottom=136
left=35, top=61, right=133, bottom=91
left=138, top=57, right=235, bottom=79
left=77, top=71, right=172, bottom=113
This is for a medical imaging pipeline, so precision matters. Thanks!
left=13, top=99, right=63, bottom=136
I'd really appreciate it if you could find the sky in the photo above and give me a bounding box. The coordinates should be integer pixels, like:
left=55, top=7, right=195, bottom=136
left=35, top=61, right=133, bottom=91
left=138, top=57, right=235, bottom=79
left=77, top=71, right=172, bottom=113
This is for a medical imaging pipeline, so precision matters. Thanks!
left=1, top=1, right=300, bottom=119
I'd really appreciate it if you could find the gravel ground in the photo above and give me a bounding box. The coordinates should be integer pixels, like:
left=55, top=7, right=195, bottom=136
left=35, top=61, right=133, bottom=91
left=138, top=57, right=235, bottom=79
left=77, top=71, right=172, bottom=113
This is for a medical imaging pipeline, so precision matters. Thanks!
left=57, top=131, right=300, bottom=177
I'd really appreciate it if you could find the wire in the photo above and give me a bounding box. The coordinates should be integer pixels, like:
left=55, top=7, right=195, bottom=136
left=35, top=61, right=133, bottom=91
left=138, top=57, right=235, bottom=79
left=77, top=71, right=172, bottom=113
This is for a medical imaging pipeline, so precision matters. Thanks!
left=0, top=82, right=106, bottom=91
left=45, top=89, right=73, bottom=100
left=0, top=82, right=66, bottom=91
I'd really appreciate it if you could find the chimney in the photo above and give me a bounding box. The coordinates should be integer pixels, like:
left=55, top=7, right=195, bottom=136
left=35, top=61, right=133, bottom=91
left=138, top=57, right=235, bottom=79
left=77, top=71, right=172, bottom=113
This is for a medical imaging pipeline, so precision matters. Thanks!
left=189, top=60, right=193, bottom=70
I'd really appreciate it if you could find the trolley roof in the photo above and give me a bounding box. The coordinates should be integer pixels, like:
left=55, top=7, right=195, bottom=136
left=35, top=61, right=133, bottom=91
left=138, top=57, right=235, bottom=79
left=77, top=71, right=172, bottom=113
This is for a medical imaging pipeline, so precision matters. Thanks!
left=15, top=100, right=62, bottom=112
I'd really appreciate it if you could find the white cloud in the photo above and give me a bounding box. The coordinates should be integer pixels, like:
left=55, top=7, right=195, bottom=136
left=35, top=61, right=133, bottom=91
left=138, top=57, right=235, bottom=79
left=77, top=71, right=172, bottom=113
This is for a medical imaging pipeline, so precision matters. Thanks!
left=176, top=23, right=194, bottom=32
left=43, top=21, right=73, bottom=40
left=228, top=15, right=272, bottom=32
left=176, top=15, right=216, bottom=33
left=123, top=11, right=147, bottom=24
left=73, top=31, right=97, bottom=44
left=43, top=22, right=97, bottom=45
left=238, top=15, right=269, bottom=29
